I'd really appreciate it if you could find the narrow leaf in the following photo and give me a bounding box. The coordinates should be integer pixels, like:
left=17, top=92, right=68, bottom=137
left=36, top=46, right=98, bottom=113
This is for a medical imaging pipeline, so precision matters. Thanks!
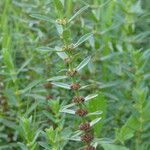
left=60, top=109, right=75, bottom=114
left=101, top=144, right=129, bottom=150
left=76, top=56, right=91, bottom=71
left=19, top=79, right=42, bottom=94
left=47, top=76, right=68, bottom=81
left=90, top=117, right=102, bottom=127
left=61, top=103, right=75, bottom=110
left=17, top=58, right=32, bottom=74
left=51, top=82, right=70, bottom=89
left=36, top=47, right=58, bottom=52
left=30, top=14, right=55, bottom=24
left=74, top=33, right=93, bottom=48
left=68, top=5, right=89, bottom=23
left=87, top=111, right=103, bottom=116
left=85, top=94, right=98, bottom=101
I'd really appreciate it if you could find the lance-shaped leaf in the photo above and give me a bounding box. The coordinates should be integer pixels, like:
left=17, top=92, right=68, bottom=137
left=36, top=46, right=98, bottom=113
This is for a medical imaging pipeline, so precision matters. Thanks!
left=74, top=33, right=93, bottom=48
left=17, top=58, right=32, bottom=74
left=101, top=144, right=129, bottom=150
left=47, top=76, right=68, bottom=82
left=87, top=111, right=103, bottom=117
left=51, top=82, right=70, bottom=89
left=90, top=117, right=102, bottom=127
left=68, top=130, right=82, bottom=141
left=36, top=47, right=60, bottom=52
left=76, top=56, right=91, bottom=72
left=85, top=94, right=98, bottom=101
left=30, top=14, right=55, bottom=24
left=19, top=79, right=42, bottom=94
left=80, top=84, right=90, bottom=90
left=60, top=103, right=75, bottom=110
left=55, top=46, right=69, bottom=60
left=68, top=5, right=89, bottom=23
left=60, top=109, right=75, bottom=114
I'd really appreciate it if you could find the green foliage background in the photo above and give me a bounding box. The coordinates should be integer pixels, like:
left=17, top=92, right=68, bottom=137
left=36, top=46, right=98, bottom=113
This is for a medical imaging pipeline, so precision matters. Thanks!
left=0, top=0, right=149, bottom=150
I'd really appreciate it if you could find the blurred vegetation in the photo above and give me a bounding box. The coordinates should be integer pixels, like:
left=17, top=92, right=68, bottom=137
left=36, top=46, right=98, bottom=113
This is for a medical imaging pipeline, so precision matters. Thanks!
left=0, top=0, right=150, bottom=150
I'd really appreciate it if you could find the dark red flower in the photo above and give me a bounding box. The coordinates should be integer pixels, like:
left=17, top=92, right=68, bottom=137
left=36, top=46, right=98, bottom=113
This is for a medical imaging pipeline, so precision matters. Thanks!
left=72, top=96, right=85, bottom=103
left=75, top=108, right=88, bottom=117
left=80, top=133, right=94, bottom=143
left=79, top=122, right=90, bottom=131
left=70, top=83, right=81, bottom=90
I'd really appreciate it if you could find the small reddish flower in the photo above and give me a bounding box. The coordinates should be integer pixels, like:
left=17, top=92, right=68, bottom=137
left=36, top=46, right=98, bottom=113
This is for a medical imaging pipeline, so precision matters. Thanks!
left=70, top=83, right=81, bottom=90
left=80, top=133, right=94, bottom=143
left=79, top=122, right=90, bottom=131
left=72, top=96, right=85, bottom=103
left=81, top=145, right=96, bottom=150
left=75, top=108, right=88, bottom=117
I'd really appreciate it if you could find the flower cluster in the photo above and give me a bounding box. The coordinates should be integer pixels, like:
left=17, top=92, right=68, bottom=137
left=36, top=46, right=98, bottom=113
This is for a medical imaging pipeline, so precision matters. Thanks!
left=69, top=68, right=95, bottom=149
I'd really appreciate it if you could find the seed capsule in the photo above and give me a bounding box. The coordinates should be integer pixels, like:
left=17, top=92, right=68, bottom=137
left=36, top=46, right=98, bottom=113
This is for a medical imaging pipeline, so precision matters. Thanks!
left=81, top=145, right=96, bottom=150
left=70, top=83, right=80, bottom=90
left=75, top=108, right=88, bottom=117
left=80, top=133, right=94, bottom=143
left=79, top=122, right=90, bottom=131
left=72, top=96, right=85, bottom=103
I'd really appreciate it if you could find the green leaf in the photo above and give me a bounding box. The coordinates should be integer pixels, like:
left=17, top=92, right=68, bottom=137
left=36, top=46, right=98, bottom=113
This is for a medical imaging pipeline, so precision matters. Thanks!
left=90, top=117, right=102, bottom=126
left=53, top=0, right=64, bottom=12
left=101, top=144, right=129, bottom=150
left=76, top=56, right=91, bottom=71
left=17, top=58, right=32, bottom=74
left=55, top=46, right=69, bottom=60
left=36, top=47, right=58, bottom=52
left=115, top=116, right=139, bottom=143
left=0, top=118, right=18, bottom=130
left=51, top=82, right=70, bottom=89
left=30, top=14, right=55, bottom=23
left=17, top=142, right=28, bottom=150
left=87, top=93, right=107, bottom=137
left=68, top=5, right=89, bottom=23
left=19, top=79, right=42, bottom=94
left=47, top=76, right=68, bottom=82
left=55, top=24, right=63, bottom=34
left=74, top=33, right=93, bottom=48
left=85, top=94, right=98, bottom=101
left=60, top=109, right=75, bottom=114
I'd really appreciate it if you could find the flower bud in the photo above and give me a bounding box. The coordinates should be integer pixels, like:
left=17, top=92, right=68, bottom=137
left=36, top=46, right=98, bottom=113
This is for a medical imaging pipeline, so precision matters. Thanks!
left=80, top=133, right=94, bottom=143
left=70, top=83, right=80, bottom=90
left=66, top=69, right=77, bottom=77
left=75, top=108, right=88, bottom=117
left=79, top=122, right=90, bottom=131
left=72, top=96, right=85, bottom=103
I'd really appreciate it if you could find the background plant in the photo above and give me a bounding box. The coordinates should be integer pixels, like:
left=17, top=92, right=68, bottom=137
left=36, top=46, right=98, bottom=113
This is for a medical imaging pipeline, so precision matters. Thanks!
left=0, top=0, right=150, bottom=150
